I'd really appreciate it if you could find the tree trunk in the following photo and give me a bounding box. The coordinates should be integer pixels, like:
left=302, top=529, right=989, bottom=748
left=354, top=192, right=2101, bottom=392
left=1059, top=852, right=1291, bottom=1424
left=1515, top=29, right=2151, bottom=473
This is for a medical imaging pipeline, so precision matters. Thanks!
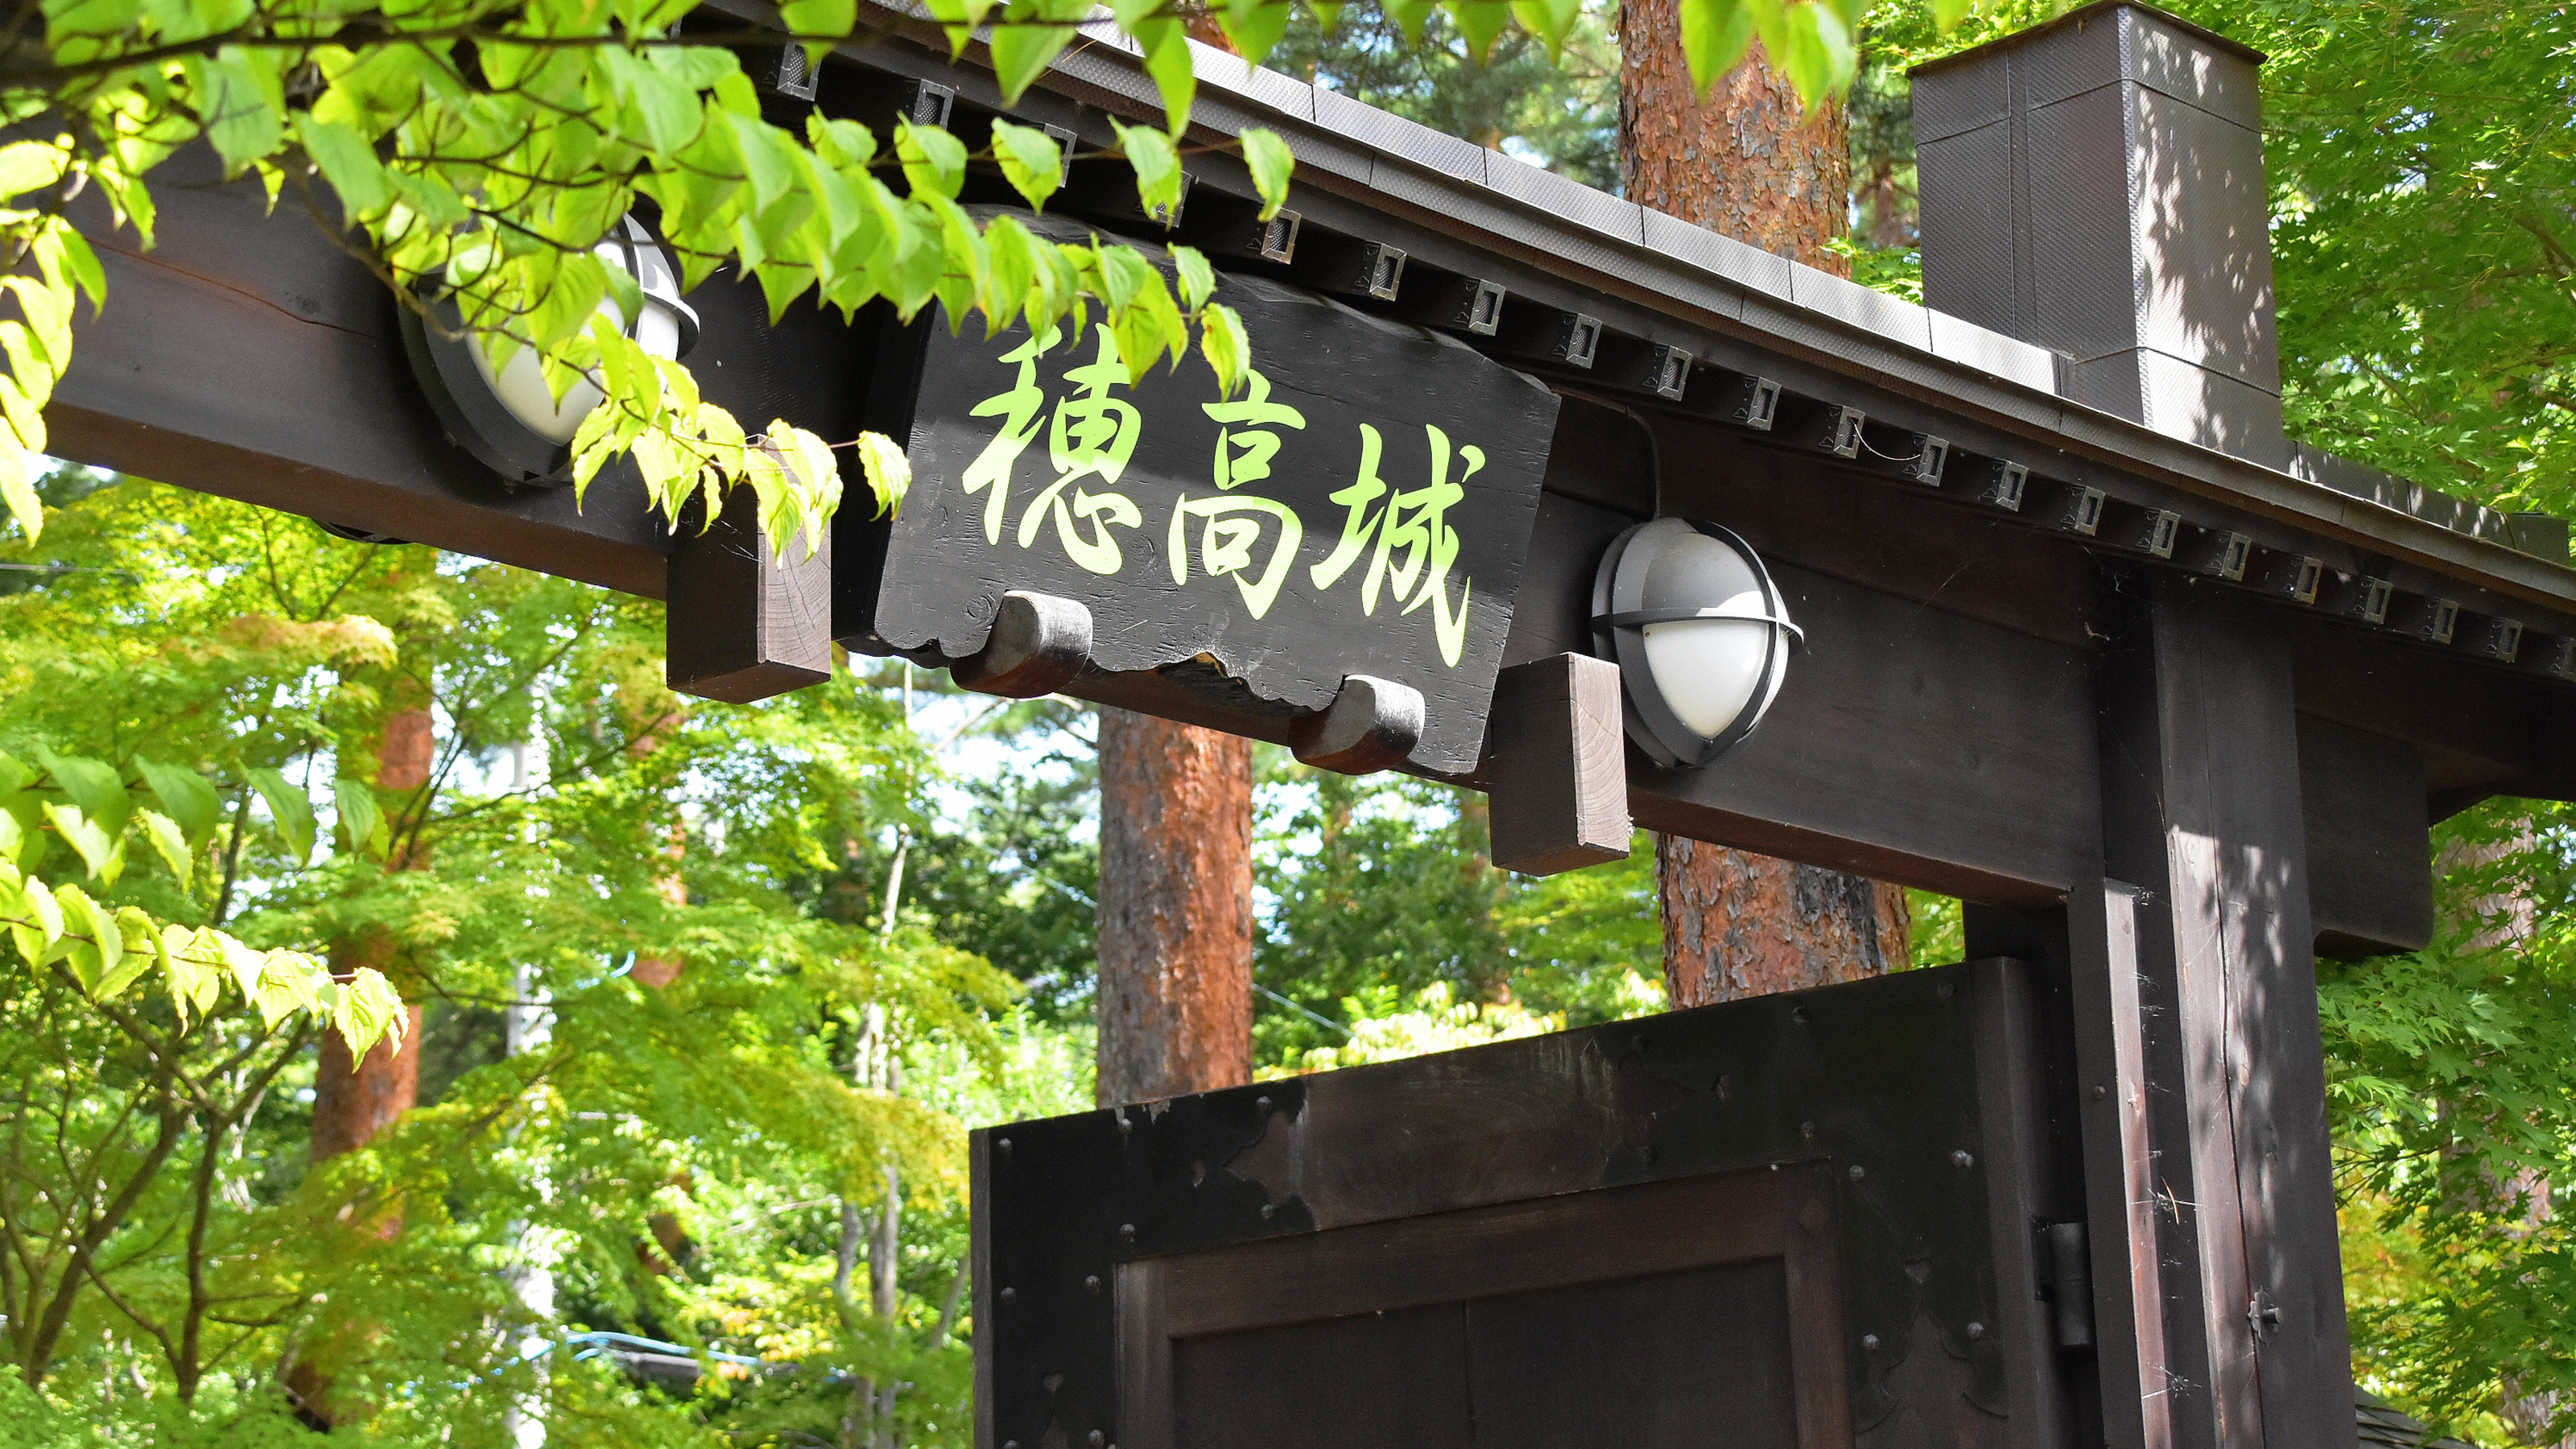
left=310, top=705, right=432, bottom=1167
left=1620, top=14, right=1913, bottom=998
left=1095, top=709, right=1253, bottom=1106
left=1657, top=838, right=1909, bottom=1004
left=1619, top=2, right=1852, bottom=270
left=294, top=704, right=433, bottom=1429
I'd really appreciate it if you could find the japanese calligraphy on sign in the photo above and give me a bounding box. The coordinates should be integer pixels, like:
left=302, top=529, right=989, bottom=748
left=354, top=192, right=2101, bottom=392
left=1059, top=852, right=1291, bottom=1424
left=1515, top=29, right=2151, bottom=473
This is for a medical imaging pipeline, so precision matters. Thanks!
left=842, top=256, right=1559, bottom=774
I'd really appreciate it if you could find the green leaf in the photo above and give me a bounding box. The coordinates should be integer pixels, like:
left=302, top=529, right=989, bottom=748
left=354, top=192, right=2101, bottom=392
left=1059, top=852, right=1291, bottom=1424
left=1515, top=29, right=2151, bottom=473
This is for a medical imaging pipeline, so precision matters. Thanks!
left=1199, top=301, right=1249, bottom=398
left=1135, top=19, right=1195, bottom=136
left=333, top=965, right=407, bottom=1059
left=0, top=450, right=37, bottom=543
left=8, top=871, right=61, bottom=967
left=160, top=925, right=217, bottom=1022
left=333, top=778, right=387, bottom=859
left=41, top=803, right=113, bottom=879
left=896, top=119, right=968, bottom=200
left=854, top=431, right=912, bottom=519
left=779, top=0, right=857, bottom=43
left=1111, top=121, right=1183, bottom=224
left=136, top=758, right=221, bottom=842
left=1510, top=0, right=1581, bottom=54
left=990, top=119, right=1065, bottom=213
left=0, top=809, right=20, bottom=866
left=1383, top=0, right=1435, bottom=43
left=246, top=767, right=314, bottom=865
left=989, top=20, right=1075, bottom=104
left=1241, top=128, right=1295, bottom=221
left=295, top=114, right=388, bottom=216
left=93, top=906, right=155, bottom=1000
left=186, top=53, right=283, bottom=174
left=137, top=808, right=192, bottom=890
left=1447, top=0, right=1512, bottom=61
left=31, top=745, right=126, bottom=836
left=1679, top=0, right=1758, bottom=101
left=1220, top=0, right=1293, bottom=68
left=1305, top=0, right=1342, bottom=30
left=1758, top=0, right=1856, bottom=109
left=1170, top=245, right=1216, bottom=311
left=55, top=882, right=114, bottom=996
left=983, top=214, right=1040, bottom=334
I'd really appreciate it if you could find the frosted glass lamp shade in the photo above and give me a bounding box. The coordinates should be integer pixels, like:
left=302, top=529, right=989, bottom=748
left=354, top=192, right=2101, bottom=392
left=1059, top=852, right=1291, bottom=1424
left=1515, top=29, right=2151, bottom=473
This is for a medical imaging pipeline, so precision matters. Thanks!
left=401, top=213, right=700, bottom=483
left=1590, top=518, right=1802, bottom=769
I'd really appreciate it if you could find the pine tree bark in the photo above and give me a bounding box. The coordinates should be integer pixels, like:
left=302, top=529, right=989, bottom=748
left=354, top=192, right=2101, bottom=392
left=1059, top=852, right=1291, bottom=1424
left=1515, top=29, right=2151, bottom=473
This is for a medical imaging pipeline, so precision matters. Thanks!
left=293, top=704, right=432, bottom=1430
left=1620, top=10, right=1914, bottom=998
left=1619, top=0, right=1853, bottom=270
left=1095, top=709, right=1253, bottom=1106
left=310, top=705, right=431, bottom=1166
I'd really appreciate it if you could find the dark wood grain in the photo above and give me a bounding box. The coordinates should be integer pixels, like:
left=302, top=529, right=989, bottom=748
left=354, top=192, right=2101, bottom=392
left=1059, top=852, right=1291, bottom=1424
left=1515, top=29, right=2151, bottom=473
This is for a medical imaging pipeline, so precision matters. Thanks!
left=1624, top=556, right=2101, bottom=906
left=665, top=507, right=832, bottom=702
left=2099, top=572, right=2357, bottom=1449
left=1966, top=958, right=2083, bottom=1449
left=1174, top=1303, right=1473, bottom=1449
left=1467, top=1261, right=1800, bottom=1449
left=2298, top=715, right=2434, bottom=955
left=1121, top=1166, right=1843, bottom=1449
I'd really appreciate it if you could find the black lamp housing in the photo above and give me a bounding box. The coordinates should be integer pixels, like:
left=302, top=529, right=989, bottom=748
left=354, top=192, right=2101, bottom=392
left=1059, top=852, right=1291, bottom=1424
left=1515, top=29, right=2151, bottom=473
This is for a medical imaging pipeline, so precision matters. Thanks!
left=400, top=213, right=700, bottom=486
left=1589, top=518, right=1803, bottom=770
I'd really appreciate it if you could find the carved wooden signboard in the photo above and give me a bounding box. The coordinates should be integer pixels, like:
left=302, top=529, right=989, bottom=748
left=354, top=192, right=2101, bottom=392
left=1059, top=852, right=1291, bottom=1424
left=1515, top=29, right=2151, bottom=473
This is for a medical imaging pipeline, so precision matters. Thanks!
left=840, top=244, right=1561, bottom=773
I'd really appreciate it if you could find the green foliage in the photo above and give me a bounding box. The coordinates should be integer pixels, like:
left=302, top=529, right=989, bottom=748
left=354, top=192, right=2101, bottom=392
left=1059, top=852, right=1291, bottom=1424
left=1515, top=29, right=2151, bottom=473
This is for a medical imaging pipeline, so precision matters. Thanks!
left=0, top=473, right=1034, bottom=1442
left=1269, top=0, right=1624, bottom=189
left=2318, top=801, right=2576, bottom=1443
left=1253, top=763, right=1662, bottom=1064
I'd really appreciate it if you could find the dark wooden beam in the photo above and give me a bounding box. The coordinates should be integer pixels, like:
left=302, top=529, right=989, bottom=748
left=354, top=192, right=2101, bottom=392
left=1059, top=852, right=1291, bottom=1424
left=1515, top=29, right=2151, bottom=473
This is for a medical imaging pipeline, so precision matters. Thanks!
left=2299, top=715, right=2434, bottom=956
left=666, top=508, right=834, bottom=702
left=45, top=148, right=881, bottom=604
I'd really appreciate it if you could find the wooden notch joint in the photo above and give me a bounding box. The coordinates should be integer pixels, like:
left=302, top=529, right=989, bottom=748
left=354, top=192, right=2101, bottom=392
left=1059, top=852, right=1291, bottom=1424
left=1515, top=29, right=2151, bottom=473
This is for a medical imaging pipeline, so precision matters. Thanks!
left=954, top=590, right=1092, bottom=698
left=1292, top=674, right=1425, bottom=774
left=1484, top=653, right=1629, bottom=877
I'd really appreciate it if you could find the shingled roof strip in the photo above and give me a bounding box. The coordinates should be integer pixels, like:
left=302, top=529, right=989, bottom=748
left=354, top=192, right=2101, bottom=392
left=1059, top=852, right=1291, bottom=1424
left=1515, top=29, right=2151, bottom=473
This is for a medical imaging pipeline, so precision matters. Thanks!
left=1311, top=84, right=1488, bottom=183
left=2290, top=440, right=2539, bottom=551
left=1790, top=260, right=1935, bottom=353
left=1185, top=44, right=1317, bottom=121
left=1481, top=150, right=1649, bottom=247
left=1929, top=311, right=2061, bottom=392
left=1638, top=210, right=1794, bottom=299
left=807, top=0, right=2576, bottom=608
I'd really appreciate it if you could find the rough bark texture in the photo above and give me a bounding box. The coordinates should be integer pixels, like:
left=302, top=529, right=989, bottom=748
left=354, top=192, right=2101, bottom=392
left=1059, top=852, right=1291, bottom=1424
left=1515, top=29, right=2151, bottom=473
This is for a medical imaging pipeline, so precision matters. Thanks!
left=1619, top=0, right=1852, bottom=273
left=1657, top=837, right=1910, bottom=1005
left=309, top=706, right=431, bottom=1167
left=1620, top=10, right=1912, bottom=997
left=1095, top=708, right=1253, bottom=1107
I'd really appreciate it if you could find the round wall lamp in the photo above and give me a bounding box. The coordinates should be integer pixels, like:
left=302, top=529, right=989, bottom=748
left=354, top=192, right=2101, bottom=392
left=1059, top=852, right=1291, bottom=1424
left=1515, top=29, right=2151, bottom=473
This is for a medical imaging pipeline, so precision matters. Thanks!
left=1589, top=518, right=1803, bottom=768
left=399, top=213, right=700, bottom=485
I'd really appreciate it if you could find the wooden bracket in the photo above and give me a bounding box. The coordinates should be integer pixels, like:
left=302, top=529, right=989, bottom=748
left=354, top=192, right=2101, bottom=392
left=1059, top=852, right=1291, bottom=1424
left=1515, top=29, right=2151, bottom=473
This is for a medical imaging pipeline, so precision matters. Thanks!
left=1290, top=674, right=1425, bottom=774
left=953, top=591, right=1092, bottom=698
left=667, top=508, right=834, bottom=704
left=1484, top=653, right=1631, bottom=877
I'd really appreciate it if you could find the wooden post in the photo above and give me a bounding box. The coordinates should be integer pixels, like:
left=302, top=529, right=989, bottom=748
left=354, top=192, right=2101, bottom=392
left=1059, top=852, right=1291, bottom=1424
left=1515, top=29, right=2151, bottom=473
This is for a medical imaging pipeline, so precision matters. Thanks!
left=1484, top=653, right=1629, bottom=877
left=666, top=504, right=832, bottom=704
left=2076, top=570, right=2355, bottom=1449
